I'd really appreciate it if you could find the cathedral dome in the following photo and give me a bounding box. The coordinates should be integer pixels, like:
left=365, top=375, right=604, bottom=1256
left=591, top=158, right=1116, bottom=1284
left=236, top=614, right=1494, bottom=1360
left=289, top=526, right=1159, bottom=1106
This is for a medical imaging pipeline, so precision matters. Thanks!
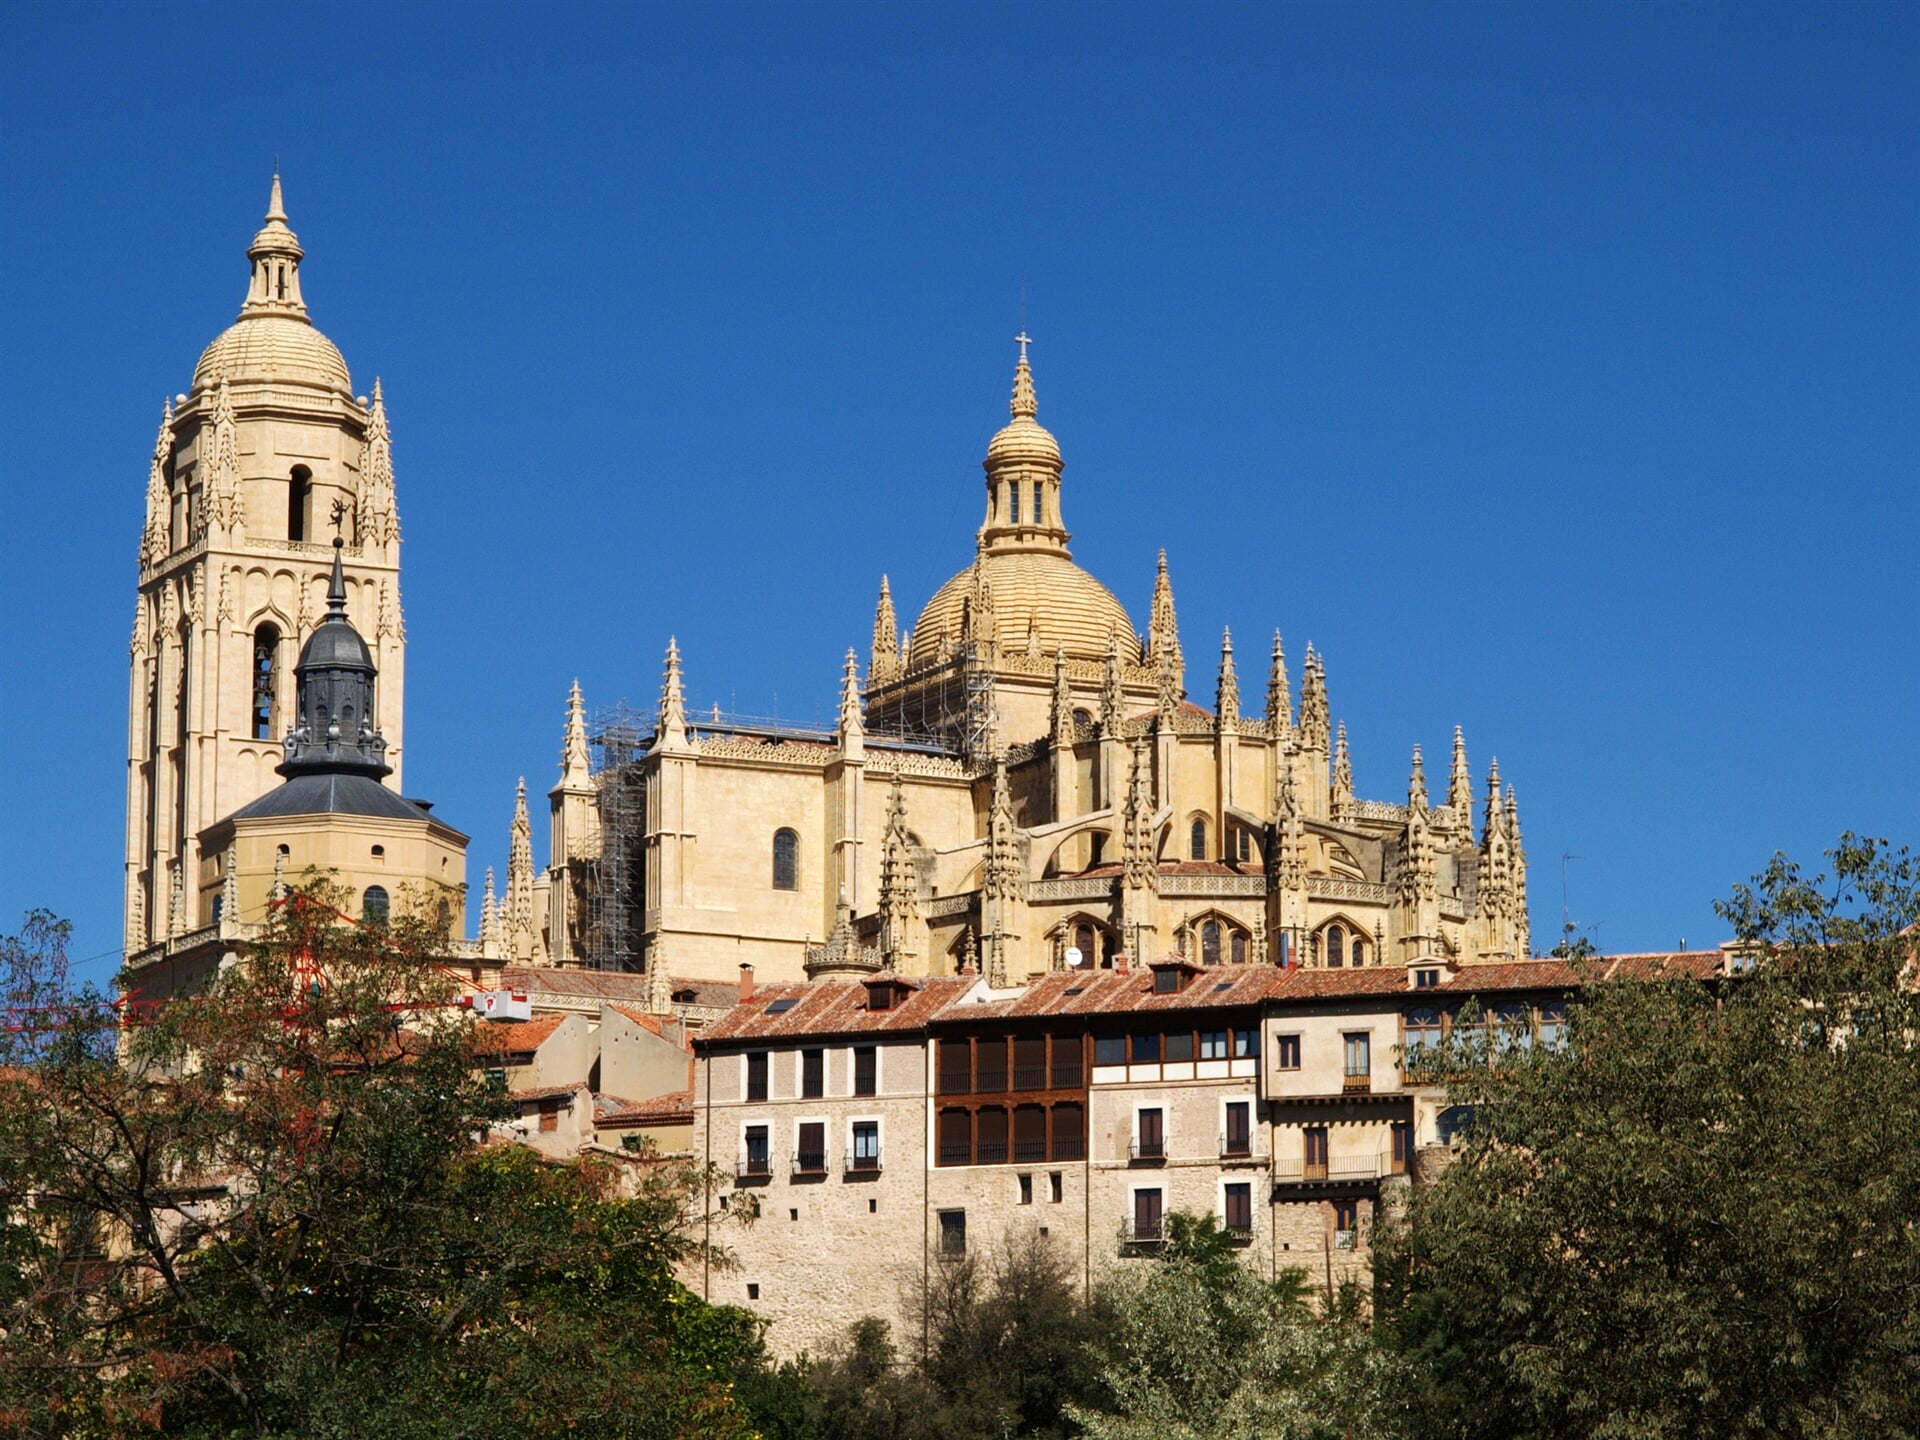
left=985, top=412, right=1060, bottom=467
left=192, top=316, right=352, bottom=397
left=908, top=549, right=1138, bottom=667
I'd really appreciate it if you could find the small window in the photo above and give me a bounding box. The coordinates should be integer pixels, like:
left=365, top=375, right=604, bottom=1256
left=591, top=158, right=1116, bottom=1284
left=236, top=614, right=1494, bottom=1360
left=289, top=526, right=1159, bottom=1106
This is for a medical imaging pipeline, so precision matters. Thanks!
left=747, top=1282, right=760, bottom=1300
left=1072, top=923, right=1096, bottom=966
left=1132, top=1187, right=1164, bottom=1243
left=939, top=1038, right=973, bottom=1095
left=537, top=1097, right=562, bottom=1133
left=288, top=467, right=310, bottom=543
left=851, top=1121, right=880, bottom=1171
left=765, top=998, right=799, bottom=1014
left=746, top=1052, right=768, bottom=1102
left=1391, top=1121, right=1413, bottom=1174
left=1013, top=1104, right=1046, bottom=1162
left=1538, top=1003, right=1568, bottom=1050
left=1233, top=1027, right=1260, bottom=1059
left=1223, top=1181, right=1252, bottom=1234
left=1343, top=1032, right=1371, bottom=1078
left=802, top=1049, right=824, bottom=1099
left=1008, top=481, right=1021, bottom=524
left=1050, top=1036, right=1083, bottom=1089
left=1415, top=968, right=1440, bottom=989
left=1231, top=931, right=1248, bottom=965
left=1404, top=1008, right=1442, bottom=1061
left=743, top=1125, right=770, bottom=1176
left=772, top=828, right=799, bottom=890
left=362, top=886, right=389, bottom=927
left=1094, top=1034, right=1126, bottom=1067
left=1200, top=1029, right=1227, bottom=1060
left=1018, top=1173, right=1033, bottom=1205
left=1049, top=1171, right=1063, bottom=1203
left=1351, top=936, right=1367, bottom=967
left=1276, top=1034, right=1301, bottom=1070
left=796, top=1121, right=826, bottom=1173
left=251, top=624, right=280, bottom=739
left=1014, top=1035, right=1046, bottom=1089
left=1201, top=920, right=1222, bottom=966
left=1153, top=967, right=1180, bottom=995
left=976, top=1107, right=1008, bottom=1164
left=1234, top=827, right=1253, bottom=863
left=1131, top=1032, right=1161, bottom=1064
left=1304, top=1125, right=1329, bottom=1176
left=1334, top=1199, right=1358, bottom=1248
left=1326, top=924, right=1346, bottom=968
left=1224, top=1100, right=1251, bottom=1156
left=853, top=1045, right=877, bottom=1097
left=939, top=1209, right=967, bottom=1257
left=1134, top=1107, right=1164, bottom=1160
left=1189, top=817, right=1207, bottom=861
left=370, top=844, right=384, bottom=858
left=975, top=1038, right=1008, bottom=1094
left=1163, top=1029, right=1194, bottom=1062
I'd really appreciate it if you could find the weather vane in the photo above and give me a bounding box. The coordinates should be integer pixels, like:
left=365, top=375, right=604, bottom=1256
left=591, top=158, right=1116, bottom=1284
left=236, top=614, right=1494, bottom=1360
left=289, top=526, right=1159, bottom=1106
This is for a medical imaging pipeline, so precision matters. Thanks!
left=329, top=497, right=347, bottom=538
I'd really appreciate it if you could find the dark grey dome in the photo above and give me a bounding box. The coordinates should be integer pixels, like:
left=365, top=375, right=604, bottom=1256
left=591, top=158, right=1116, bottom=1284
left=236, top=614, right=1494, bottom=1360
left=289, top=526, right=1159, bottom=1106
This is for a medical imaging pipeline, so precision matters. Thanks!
left=298, top=614, right=373, bottom=670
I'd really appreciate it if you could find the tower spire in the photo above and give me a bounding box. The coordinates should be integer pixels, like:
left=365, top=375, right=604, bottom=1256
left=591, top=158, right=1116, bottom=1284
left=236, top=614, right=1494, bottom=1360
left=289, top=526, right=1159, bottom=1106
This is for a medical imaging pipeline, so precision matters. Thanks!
left=1332, top=721, right=1353, bottom=820
left=1215, top=627, right=1239, bottom=729
left=506, top=778, right=535, bottom=956
left=560, top=679, right=591, bottom=786
left=981, top=335, right=1068, bottom=556
left=1265, top=631, right=1292, bottom=736
left=652, top=637, right=690, bottom=754
left=870, top=576, right=900, bottom=685
left=240, top=172, right=308, bottom=320
left=838, top=649, right=864, bottom=740
left=1447, top=725, right=1473, bottom=829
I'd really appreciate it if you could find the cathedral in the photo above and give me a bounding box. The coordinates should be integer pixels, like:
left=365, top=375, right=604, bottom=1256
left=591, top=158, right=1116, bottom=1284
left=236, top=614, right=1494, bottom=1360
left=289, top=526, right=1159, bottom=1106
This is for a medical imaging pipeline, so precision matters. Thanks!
left=123, top=180, right=1533, bottom=998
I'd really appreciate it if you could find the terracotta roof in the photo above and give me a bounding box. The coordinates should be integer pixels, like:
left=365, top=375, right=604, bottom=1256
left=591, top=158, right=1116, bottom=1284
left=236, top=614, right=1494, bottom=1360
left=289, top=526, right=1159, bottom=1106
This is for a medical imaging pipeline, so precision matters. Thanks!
left=501, top=966, right=740, bottom=1009
left=698, top=976, right=974, bottom=1044
left=509, top=1082, right=587, bottom=1104
left=949, top=965, right=1291, bottom=1021
left=597, top=1090, right=695, bottom=1125
left=472, top=1012, right=567, bottom=1055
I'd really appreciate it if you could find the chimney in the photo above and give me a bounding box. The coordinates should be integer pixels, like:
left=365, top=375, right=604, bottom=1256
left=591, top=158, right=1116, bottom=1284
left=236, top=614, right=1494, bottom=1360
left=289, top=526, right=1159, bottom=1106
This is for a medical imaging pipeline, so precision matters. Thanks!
left=1113, top=952, right=1130, bottom=974
left=738, top=962, right=755, bottom=1004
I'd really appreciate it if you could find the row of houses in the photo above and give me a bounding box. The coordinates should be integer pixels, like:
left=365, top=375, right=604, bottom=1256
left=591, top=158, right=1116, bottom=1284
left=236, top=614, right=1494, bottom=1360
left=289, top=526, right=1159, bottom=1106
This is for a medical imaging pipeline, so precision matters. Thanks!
left=674, top=949, right=1724, bottom=1357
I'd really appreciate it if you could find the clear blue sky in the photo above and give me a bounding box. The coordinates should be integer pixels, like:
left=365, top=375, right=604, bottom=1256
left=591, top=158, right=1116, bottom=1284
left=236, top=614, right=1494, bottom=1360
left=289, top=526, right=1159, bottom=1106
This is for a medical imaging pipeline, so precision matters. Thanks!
left=3, top=3, right=1915, bottom=984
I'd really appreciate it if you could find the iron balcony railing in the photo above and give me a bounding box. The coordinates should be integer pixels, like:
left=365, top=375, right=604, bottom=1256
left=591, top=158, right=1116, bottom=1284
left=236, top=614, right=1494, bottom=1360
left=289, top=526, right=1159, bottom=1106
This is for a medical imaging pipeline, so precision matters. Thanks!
left=848, top=1148, right=882, bottom=1173
left=1013, top=1065, right=1049, bottom=1090
left=793, top=1151, right=828, bottom=1176
left=1129, top=1136, right=1166, bottom=1163
left=1273, top=1151, right=1390, bottom=1184
left=1342, top=1072, right=1372, bottom=1094
left=1220, top=1131, right=1254, bottom=1159
left=737, top=1152, right=772, bottom=1180
left=1121, top=1217, right=1166, bottom=1247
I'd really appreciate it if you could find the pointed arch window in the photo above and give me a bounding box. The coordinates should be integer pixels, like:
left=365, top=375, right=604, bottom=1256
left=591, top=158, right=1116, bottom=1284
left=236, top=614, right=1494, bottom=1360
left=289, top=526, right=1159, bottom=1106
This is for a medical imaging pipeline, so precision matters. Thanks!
left=772, top=829, right=799, bottom=891
left=1351, top=935, right=1367, bottom=967
left=1201, top=920, right=1222, bottom=966
left=251, top=625, right=280, bottom=739
left=1326, top=923, right=1346, bottom=968
left=1189, top=818, right=1208, bottom=861
left=288, top=467, right=311, bottom=543
left=1231, top=930, right=1248, bottom=965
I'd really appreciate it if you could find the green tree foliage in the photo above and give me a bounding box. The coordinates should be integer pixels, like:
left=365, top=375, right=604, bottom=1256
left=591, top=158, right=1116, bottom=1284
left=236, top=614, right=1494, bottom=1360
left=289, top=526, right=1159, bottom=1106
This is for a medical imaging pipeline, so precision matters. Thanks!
left=1067, top=1214, right=1409, bottom=1440
left=1376, top=835, right=1920, bottom=1440
left=0, top=885, right=765, bottom=1438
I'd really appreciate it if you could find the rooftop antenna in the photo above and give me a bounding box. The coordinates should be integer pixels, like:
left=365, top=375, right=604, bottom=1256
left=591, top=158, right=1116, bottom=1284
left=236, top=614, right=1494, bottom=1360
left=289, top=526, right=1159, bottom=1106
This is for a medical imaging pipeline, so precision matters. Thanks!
left=1560, top=853, right=1582, bottom=943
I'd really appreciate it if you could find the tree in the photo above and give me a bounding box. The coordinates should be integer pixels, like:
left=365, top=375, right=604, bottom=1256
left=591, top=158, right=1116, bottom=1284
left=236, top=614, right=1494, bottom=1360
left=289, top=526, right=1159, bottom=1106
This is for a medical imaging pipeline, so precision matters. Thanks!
left=1067, top=1213, right=1411, bottom=1440
left=0, top=884, right=766, bottom=1438
left=1376, top=835, right=1920, bottom=1440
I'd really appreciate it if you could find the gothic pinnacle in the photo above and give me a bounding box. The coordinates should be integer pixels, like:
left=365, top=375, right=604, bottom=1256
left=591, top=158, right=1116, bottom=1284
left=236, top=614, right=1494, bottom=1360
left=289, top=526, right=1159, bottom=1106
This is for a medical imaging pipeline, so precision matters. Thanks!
left=560, top=678, right=591, bottom=783
left=839, top=649, right=864, bottom=735
left=266, top=171, right=287, bottom=224
left=653, top=637, right=689, bottom=753
left=1409, top=745, right=1429, bottom=811
left=1265, top=631, right=1291, bottom=732
left=1215, top=627, right=1239, bottom=727
left=871, top=576, right=899, bottom=684
left=1448, top=725, right=1473, bottom=821
left=1100, top=629, right=1125, bottom=734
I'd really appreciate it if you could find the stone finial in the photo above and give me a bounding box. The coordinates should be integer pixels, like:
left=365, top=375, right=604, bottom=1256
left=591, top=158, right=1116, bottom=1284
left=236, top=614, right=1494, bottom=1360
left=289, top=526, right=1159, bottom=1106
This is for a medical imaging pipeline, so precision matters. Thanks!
left=1121, top=738, right=1156, bottom=891
left=652, top=637, right=690, bottom=754
left=142, top=398, right=173, bottom=566
left=1050, top=646, right=1075, bottom=745
left=1148, top=549, right=1182, bottom=684
left=870, top=576, right=900, bottom=685
left=220, top=843, right=240, bottom=930
left=1265, top=631, right=1292, bottom=735
left=838, top=649, right=864, bottom=739
left=241, top=173, right=308, bottom=319
left=1215, top=627, right=1239, bottom=730
left=878, top=771, right=921, bottom=968
left=507, top=778, right=535, bottom=953
left=1332, top=722, right=1354, bottom=818
left=357, top=378, right=400, bottom=549
left=1100, top=629, right=1126, bottom=736
left=1010, top=333, right=1037, bottom=420
left=560, top=679, right=591, bottom=786
left=984, top=755, right=1020, bottom=904
left=957, top=927, right=979, bottom=977
left=201, top=378, right=241, bottom=538
left=480, top=867, right=502, bottom=956
left=1298, top=644, right=1330, bottom=752
left=1483, top=758, right=1504, bottom=843
left=1447, top=725, right=1473, bottom=827
left=1408, top=745, right=1429, bottom=813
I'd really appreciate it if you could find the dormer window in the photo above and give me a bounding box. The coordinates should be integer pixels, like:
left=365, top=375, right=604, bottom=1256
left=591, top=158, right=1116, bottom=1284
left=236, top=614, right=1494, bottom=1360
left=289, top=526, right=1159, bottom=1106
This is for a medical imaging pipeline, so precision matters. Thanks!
left=865, top=978, right=906, bottom=1012
left=1148, top=961, right=1199, bottom=995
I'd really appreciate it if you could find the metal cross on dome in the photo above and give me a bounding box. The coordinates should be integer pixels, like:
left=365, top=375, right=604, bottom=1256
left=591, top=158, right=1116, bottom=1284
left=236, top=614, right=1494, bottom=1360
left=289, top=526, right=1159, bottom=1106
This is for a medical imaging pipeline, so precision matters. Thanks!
left=1015, top=330, right=1032, bottom=361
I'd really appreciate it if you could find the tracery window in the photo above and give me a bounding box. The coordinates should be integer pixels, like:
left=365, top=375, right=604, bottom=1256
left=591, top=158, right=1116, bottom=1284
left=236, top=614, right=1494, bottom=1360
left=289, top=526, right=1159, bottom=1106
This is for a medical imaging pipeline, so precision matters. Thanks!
left=1326, top=923, right=1346, bottom=968
left=1189, top=818, right=1208, bottom=861
left=1201, top=920, right=1222, bottom=966
left=1351, top=936, right=1367, bottom=967
left=1231, top=930, right=1248, bottom=965
left=772, top=829, right=798, bottom=891
left=251, top=624, right=280, bottom=740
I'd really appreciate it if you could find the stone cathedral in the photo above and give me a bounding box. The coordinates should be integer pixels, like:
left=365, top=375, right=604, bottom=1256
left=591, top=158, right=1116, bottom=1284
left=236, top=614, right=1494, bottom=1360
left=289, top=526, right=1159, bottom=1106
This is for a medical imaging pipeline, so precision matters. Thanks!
left=124, top=180, right=1532, bottom=995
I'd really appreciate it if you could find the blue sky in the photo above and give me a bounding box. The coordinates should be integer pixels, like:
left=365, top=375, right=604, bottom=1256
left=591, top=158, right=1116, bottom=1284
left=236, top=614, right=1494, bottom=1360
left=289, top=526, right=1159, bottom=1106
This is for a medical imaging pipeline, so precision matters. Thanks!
left=2, top=3, right=1915, bottom=983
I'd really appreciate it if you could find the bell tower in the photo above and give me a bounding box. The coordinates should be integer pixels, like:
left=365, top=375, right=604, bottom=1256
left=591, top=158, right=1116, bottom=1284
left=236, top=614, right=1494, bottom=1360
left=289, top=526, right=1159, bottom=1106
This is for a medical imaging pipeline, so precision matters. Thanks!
left=125, top=177, right=406, bottom=953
